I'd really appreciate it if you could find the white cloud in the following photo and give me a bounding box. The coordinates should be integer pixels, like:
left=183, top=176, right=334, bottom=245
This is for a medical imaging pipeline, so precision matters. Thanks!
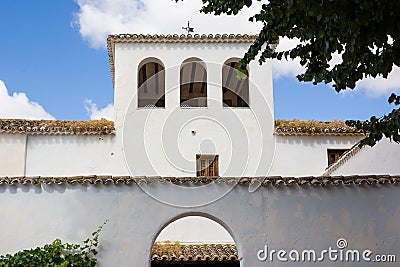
left=0, top=80, right=54, bottom=120
left=84, top=99, right=114, bottom=120
left=73, top=0, right=400, bottom=96
left=272, top=58, right=304, bottom=79
left=272, top=37, right=400, bottom=96
left=73, top=0, right=263, bottom=48
left=357, top=66, right=400, bottom=97
left=271, top=38, right=305, bottom=79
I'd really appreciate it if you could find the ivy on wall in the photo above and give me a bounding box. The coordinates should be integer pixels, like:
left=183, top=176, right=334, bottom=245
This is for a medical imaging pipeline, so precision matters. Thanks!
left=0, top=221, right=107, bottom=267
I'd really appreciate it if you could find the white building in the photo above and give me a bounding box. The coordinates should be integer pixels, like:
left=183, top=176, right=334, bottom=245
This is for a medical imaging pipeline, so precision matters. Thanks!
left=0, top=34, right=399, bottom=266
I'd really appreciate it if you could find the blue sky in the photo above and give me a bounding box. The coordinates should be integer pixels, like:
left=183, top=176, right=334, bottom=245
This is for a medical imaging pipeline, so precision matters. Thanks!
left=0, top=0, right=398, bottom=121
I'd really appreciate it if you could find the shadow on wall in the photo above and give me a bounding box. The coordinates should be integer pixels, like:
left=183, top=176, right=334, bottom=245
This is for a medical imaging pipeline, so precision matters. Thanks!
left=275, top=135, right=361, bottom=146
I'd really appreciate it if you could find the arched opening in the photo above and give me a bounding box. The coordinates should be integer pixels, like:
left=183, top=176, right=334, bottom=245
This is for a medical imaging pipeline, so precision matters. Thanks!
left=138, top=58, right=165, bottom=108
left=180, top=58, right=207, bottom=107
left=151, top=215, right=240, bottom=267
left=222, top=59, right=249, bottom=108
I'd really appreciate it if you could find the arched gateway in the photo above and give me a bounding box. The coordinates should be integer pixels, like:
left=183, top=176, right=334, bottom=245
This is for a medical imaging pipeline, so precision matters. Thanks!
left=151, top=215, right=240, bottom=266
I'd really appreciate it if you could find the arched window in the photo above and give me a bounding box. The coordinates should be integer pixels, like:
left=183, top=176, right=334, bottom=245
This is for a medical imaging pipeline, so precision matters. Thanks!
left=222, top=59, right=249, bottom=107
left=180, top=58, right=207, bottom=107
left=138, top=58, right=165, bottom=108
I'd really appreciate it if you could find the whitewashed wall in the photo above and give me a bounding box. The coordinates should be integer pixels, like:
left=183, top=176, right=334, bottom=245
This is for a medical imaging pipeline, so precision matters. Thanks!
left=24, top=135, right=126, bottom=177
left=0, top=133, right=363, bottom=177
left=270, top=135, right=362, bottom=177
left=0, top=182, right=398, bottom=266
left=331, top=138, right=400, bottom=176
left=0, top=134, right=26, bottom=176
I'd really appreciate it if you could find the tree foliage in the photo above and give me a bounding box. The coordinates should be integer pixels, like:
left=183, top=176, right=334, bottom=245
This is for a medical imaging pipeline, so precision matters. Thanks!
left=0, top=221, right=107, bottom=267
left=177, top=0, right=400, bottom=146
left=346, top=93, right=400, bottom=147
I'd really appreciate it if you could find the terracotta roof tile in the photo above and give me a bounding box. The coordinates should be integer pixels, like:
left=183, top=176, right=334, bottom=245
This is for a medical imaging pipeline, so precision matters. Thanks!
left=151, top=242, right=238, bottom=262
left=0, top=175, right=398, bottom=186
left=107, top=33, right=257, bottom=44
left=0, top=119, right=366, bottom=136
left=0, top=119, right=114, bottom=135
left=274, top=119, right=365, bottom=136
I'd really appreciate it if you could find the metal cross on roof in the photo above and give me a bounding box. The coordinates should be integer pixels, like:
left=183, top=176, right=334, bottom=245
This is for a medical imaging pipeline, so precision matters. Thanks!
left=182, top=21, right=194, bottom=34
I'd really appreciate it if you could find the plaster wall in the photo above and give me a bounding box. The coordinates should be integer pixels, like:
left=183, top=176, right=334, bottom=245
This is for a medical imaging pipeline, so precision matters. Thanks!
left=270, top=135, right=362, bottom=177
left=0, top=182, right=398, bottom=266
left=24, top=135, right=128, bottom=176
left=332, top=138, right=400, bottom=176
left=0, top=134, right=26, bottom=176
left=0, top=133, right=363, bottom=177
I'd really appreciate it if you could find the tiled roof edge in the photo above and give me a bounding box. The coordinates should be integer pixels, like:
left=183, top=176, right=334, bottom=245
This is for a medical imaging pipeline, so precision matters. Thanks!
left=1, top=175, right=398, bottom=186
left=0, top=119, right=366, bottom=136
left=274, top=119, right=365, bottom=136
left=107, top=33, right=258, bottom=44
left=274, top=132, right=365, bottom=136
left=0, top=119, right=115, bottom=135
left=107, top=33, right=258, bottom=87
left=152, top=242, right=238, bottom=262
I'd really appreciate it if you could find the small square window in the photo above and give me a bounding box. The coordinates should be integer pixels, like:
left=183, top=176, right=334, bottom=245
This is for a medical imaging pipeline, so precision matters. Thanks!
left=327, top=149, right=348, bottom=166
left=196, top=154, right=219, bottom=177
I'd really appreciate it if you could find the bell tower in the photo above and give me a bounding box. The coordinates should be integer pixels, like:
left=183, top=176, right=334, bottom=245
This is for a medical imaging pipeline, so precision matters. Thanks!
left=107, top=34, right=275, bottom=177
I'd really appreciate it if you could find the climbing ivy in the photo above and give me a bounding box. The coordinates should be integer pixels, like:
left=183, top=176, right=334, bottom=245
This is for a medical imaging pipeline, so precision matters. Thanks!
left=0, top=221, right=107, bottom=267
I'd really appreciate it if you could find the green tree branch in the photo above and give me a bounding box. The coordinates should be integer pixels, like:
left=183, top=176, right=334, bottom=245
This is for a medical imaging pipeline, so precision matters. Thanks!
left=176, top=0, right=400, bottom=146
